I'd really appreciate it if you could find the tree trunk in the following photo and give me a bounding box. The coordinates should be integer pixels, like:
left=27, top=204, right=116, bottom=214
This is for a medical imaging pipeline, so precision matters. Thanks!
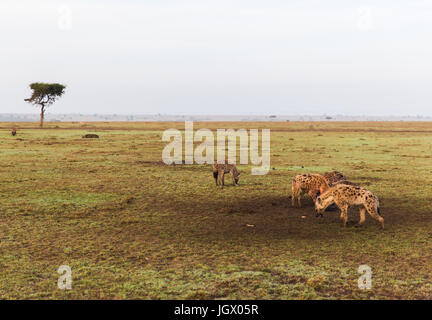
left=40, top=105, right=45, bottom=128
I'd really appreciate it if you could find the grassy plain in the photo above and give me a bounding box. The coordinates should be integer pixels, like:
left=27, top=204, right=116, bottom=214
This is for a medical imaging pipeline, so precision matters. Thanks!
left=0, top=121, right=431, bottom=299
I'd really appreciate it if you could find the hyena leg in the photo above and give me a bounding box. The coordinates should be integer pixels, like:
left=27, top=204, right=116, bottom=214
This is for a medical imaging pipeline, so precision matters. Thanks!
left=308, top=190, right=318, bottom=202
left=357, top=208, right=366, bottom=226
left=214, top=171, right=218, bottom=186
left=217, top=170, right=224, bottom=188
left=366, top=205, right=384, bottom=229
left=298, top=191, right=305, bottom=207
left=339, top=204, right=348, bottom=227
left=230, top=171, right=237, bottom=186
left=291, top=184, right=298, bottom=207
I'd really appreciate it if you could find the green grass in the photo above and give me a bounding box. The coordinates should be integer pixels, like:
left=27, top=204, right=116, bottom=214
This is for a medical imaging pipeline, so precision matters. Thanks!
left=0, top=121, right=431, bottom=299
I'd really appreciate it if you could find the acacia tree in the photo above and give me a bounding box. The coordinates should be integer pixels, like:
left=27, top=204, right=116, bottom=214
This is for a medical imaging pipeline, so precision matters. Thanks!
left=24, top=83, right=66, bottom=127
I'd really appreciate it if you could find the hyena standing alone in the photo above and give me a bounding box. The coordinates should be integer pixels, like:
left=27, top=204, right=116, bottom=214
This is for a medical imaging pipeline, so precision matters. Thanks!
left=213, top=162, right=240, bottom=187
left=291, top=174, right=329, bottom=207
left=315, top=184, right=384, bottom=229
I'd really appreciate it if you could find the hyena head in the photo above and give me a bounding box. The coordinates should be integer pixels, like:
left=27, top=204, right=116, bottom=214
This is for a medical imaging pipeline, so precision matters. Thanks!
left=315, top=196, right=324, bottom=215
left=315, top=193, right=333, bottom=217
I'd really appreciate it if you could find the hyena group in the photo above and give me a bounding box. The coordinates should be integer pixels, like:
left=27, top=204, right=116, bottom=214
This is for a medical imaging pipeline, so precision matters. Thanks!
left=210, top=162, right=383, bottom=229
left=291, top=171, right=384, bottom=229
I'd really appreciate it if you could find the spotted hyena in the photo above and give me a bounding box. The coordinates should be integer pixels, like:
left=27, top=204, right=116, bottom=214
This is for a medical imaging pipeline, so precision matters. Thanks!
left=291, top=174, right=329, bottom=207
left=315, top=184, right=384, bottom=229
left=213, top=162, right=240, bottom=187
left=323, top=171, right=347, bottom=186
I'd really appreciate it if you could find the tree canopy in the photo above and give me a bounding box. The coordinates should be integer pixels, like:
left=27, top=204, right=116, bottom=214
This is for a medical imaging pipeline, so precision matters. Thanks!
left=24, top=83, right=66, bottom=106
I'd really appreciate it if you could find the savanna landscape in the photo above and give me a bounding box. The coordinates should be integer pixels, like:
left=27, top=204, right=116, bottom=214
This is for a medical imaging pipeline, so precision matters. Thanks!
left=0, top=121, right=431, bottom=299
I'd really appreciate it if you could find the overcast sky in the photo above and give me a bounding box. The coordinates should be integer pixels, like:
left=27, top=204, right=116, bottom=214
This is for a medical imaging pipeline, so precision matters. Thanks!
left=1, top=0, right=432, bottom=115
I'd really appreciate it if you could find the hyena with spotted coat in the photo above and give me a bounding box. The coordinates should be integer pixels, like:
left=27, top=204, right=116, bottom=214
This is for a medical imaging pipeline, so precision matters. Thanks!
left=213, top=162, right=240, bottom=187
left=291, top=174, right=329, bottom=207
left=323, top=171, right=347, bottom=186
left=315, top=184, right=384, bottom=229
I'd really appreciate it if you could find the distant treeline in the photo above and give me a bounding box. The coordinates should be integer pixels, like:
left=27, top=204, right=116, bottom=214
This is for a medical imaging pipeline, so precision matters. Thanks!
left=0, top=113, right=431, bottom=122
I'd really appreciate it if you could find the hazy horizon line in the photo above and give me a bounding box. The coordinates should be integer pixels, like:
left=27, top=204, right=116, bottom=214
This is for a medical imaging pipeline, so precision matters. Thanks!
left=2, top=113, right=432, bottom=117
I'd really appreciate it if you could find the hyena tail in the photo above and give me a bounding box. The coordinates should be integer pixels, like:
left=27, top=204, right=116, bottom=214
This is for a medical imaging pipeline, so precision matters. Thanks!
left=377, top=206, right=381, bottom=215
left=213, top=172, right=218, bottom=180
